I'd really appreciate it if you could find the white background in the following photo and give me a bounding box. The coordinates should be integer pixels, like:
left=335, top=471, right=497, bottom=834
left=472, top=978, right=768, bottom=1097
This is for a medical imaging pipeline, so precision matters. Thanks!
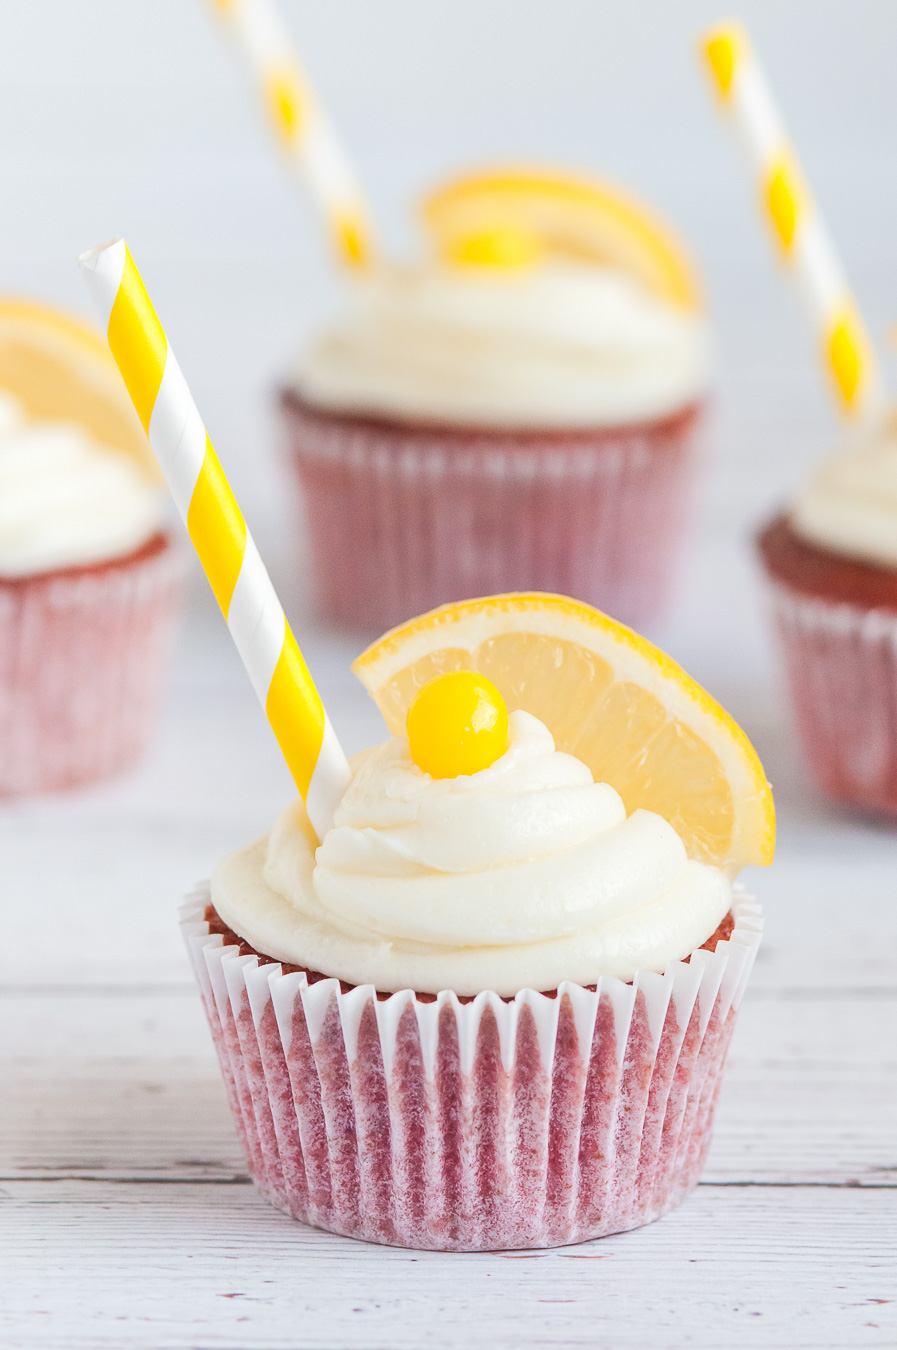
left=2, top=4, right=897, bottom=1347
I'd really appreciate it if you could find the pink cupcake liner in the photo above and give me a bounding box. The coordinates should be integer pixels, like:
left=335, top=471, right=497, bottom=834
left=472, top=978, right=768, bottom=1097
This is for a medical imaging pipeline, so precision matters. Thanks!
left=0, top=534, right=181, bottom=795
left=766, top=577, right=897, bottom=816
left=281, top=394, right=702, bottom=632
left=180, top=889, right=762, bottom=1251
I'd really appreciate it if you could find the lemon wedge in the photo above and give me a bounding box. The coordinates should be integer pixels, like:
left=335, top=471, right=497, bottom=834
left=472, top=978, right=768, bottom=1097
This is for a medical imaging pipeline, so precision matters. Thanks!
left=354, top=593, right=774, bottom=873
left=421, top=166, right=702, bottom=309
left=0, top=298, right=157, bottom=480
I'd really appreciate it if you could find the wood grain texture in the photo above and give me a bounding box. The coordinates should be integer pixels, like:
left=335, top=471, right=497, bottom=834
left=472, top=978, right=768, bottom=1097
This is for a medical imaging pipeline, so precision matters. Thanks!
left=3, top=1182, right=896, bottom=1349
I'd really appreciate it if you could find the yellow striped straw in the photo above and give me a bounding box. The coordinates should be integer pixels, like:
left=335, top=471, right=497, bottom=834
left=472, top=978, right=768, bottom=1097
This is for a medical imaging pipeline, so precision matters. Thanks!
left=211, top=0, right=373, bottom=270
left=78, top=239, right=351, bottom=839
left=702, top=21, right=883, bottom=423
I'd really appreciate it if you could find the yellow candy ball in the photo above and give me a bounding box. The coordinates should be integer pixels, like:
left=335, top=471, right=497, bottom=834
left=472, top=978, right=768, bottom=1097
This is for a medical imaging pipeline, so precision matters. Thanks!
left=445, top=224, right=543, bottom=270
left=406, top=671, right=510, bottom=779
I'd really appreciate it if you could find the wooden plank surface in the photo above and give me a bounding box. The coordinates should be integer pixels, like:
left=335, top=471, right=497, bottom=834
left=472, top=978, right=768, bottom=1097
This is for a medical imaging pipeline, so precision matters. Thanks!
left=4, top=1183, right=896, bottom=1349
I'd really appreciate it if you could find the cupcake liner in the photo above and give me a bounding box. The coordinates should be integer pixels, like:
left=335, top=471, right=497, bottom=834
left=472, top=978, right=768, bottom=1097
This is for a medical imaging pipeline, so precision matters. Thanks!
left=281, top=394, right=702, bottom=632
left=765, top=576, right=897, bottom=815
left=180, top=889, right=762, bottom=1251
left=0, top=535, right=181, bottom=795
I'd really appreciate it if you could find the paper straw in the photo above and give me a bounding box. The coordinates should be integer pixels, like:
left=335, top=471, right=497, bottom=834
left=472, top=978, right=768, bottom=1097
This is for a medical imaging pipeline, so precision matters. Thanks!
left=211, top=0, right=374, bottom=270
left=78, top=239, right=351, bottom=839
left=702, top=21, right=883, bottom=422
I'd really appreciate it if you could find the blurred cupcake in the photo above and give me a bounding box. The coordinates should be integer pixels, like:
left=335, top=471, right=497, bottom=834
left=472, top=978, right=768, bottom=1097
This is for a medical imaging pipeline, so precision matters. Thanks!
left=758, top=409, right=897, bottom=816
left=182, top=593, right=770, bottom=1251
left=0, top=300, right=181, bottom=795
left=283, top=169, right=709, bottom=631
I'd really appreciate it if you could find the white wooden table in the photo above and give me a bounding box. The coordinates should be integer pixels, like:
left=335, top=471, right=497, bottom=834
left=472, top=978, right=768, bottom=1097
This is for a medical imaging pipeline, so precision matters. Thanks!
left=3, top=533, right=896, bottom=1348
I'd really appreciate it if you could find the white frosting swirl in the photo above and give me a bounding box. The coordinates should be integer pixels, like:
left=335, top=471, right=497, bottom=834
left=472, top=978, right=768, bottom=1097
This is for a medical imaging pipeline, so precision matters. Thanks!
left=792, top=410, right=897, bottom=568
left=296, top=261, right=709, bottom=428
left=0, top=390, right=166, bottom=578
left=211, top=711, right=731, bottom=996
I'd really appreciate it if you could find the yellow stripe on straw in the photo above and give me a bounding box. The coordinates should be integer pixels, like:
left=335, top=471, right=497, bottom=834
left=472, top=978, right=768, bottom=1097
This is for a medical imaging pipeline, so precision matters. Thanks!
left=264, top=68, right=308, bottom=145
left=704, top=28, right=740, bottom=100
left=210, top=0, right=374, bottom=271
left=79, top=239, right=350, bottom=834
left=701, top=21, right=883, bottom=422
left=764, top=155, right=800, bottom=254
left=827, top=308, right=864, bottom=409
left=107, top=249, right=167, bottom=432
left=186, top=439, right=247, bottom=616
left=267, top=632, right=331, bottom=801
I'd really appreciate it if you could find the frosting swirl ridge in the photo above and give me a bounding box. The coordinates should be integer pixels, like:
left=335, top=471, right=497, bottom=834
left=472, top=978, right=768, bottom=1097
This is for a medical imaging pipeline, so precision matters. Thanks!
left=792, top=410, right=897, bottom=568
left=296, top=261, right=709, bottom=428
left=212, top=711, right=731, bottom=995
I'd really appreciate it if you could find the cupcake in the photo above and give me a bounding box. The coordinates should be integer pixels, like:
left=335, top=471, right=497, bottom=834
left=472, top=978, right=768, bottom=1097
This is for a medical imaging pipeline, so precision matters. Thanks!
left=758, top=410, right=897, bottom=815
left=0, top=300, right=180, bottom=795
left=283, top=169, right=709, bottom=632
left=182, top=593, right=771, bottom=1251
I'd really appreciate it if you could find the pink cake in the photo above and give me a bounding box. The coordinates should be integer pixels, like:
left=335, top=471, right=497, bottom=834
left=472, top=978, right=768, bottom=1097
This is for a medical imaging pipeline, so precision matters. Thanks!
left=0, top=358, right=182, bottom=796
left=0, top=531, right=181, bottom=795
left=759, top=511, right=897, bottom=817
left=283, top=393, right=702, bottom=633
left=181, top=892, right=761, bottom=1251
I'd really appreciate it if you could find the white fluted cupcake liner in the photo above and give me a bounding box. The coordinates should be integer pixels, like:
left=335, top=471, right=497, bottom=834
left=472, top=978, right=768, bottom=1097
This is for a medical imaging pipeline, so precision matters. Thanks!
left=180, top=888, right=762, bottom=1251
left=767, top=579, right=897, bottom=815
left=0, top=535, right=181, bottom=795
left=281, top=394, right=702, bottom=632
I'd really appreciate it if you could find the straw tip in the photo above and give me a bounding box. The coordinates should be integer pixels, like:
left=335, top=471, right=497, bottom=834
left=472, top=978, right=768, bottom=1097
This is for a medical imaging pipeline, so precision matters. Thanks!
left=701, top=20, right=749, bottom=96
left=77, top=238, right=125, bottom=272
left=701, top=17, right=748, bottom=46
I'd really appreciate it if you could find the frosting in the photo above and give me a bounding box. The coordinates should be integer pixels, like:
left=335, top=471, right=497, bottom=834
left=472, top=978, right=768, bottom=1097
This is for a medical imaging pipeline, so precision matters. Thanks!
left=295, top=261, right=709, bottom=428
left=211, top=710, right=731, bottom=996
left=0, top=390, right=166, bottom=578
left=792, top=410, right=897, bottom=569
